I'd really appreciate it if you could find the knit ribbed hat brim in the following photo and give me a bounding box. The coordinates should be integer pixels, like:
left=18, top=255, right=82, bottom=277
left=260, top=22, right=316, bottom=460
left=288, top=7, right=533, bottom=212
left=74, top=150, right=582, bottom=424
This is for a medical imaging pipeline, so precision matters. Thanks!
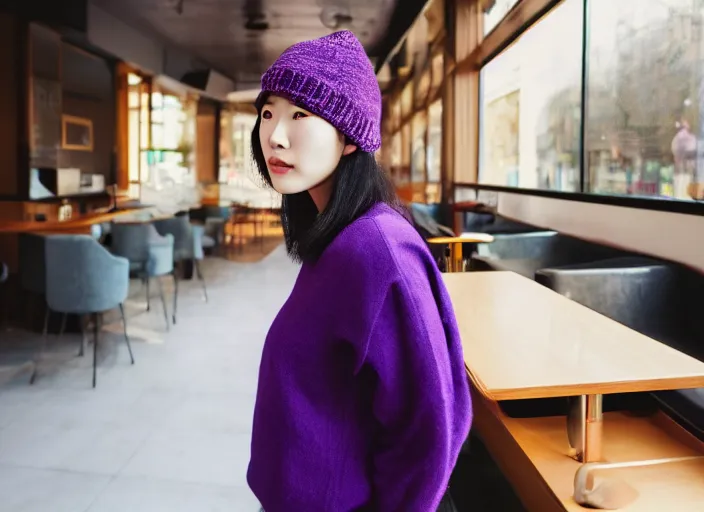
left=259, top=31, right=382, bottom=153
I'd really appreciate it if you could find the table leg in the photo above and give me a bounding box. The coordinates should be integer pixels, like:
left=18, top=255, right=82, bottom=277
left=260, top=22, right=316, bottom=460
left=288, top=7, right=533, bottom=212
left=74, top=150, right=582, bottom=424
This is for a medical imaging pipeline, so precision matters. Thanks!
left=567, top=394, right=604, bottom=462
left=445, top=242, right=464, bottom=272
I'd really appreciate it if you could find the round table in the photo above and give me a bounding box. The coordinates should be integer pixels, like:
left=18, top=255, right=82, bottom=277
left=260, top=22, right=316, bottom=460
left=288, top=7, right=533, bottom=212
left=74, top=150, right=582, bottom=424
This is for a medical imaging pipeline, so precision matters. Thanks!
left=427, top=233, right=495, bottom=272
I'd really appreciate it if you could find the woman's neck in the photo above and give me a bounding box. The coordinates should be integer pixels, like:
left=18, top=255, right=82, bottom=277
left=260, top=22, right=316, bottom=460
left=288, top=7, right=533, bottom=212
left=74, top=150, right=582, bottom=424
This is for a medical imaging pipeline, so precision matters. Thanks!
left=308, top=176, right=334, bottom=212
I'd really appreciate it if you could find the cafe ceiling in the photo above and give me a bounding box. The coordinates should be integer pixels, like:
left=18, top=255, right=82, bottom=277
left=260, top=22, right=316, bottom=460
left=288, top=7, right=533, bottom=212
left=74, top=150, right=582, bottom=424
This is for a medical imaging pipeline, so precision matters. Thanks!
left=89, top=0, right=424, bottom=90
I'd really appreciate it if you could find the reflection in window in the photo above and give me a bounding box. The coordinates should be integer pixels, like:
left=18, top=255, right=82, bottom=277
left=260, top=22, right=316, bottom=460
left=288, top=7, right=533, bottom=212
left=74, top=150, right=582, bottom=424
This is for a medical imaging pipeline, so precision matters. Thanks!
left=427, top=100, right=442, bottom=183
left=479, top=0, right=582, bottom=192
left=411, top=112, right=427, bottom=183
left=220, top=113, right=257, bottom=185
left=391, top=132, right=403, bottom=184
left=417, top=69, right=431, bottom=109
left=429, top=52, right=444, bottom=100
left=484, top=0, right=520, bottom=35
left=586, top=0, right=704, bottom=201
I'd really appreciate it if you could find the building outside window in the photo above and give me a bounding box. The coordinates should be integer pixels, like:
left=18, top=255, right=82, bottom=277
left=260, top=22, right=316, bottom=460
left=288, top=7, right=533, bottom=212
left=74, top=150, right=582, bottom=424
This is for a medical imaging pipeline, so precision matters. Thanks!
left=478, top=0, right=704, bottom=202
left=586, top=0, right=704, bottom=201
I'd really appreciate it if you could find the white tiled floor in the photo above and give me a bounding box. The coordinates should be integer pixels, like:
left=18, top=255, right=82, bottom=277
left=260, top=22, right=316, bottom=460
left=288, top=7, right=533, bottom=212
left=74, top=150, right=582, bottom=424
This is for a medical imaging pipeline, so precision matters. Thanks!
left=0, top=244, right=297, bottom=512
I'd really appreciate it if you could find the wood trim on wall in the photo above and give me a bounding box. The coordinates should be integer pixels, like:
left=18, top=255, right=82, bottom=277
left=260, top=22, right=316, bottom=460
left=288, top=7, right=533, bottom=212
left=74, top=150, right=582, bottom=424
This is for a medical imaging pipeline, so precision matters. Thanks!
left=456, top=0, right=562, bottom=73
left=0, top=11, right=21, bottom=197
left=17, top=17, right=31, bottom=200
left=196, top=100, right=217, bottom=184
left=448, top=0, right=482, bottom=190
left=114, top=62, right=129, bottom=191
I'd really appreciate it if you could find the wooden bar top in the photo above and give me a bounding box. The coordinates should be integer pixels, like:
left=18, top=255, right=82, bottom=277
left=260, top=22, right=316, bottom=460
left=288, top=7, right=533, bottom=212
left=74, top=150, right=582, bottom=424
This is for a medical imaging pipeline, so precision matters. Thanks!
left=443, top=271, right=704, bottom=400
left=0, top=208, right=145, bottom=234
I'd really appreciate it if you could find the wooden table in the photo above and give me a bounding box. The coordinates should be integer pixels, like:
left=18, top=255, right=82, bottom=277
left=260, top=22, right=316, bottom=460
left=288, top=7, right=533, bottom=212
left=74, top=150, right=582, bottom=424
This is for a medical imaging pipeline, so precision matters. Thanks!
left=443, top=271, right=704, bottom=463
left=427, top=232, right=494, bottom=272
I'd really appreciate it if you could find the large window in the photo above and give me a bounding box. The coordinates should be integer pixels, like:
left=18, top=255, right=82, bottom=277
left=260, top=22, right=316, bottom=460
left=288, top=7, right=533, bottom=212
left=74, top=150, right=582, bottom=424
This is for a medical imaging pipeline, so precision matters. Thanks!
left=477, top=0, right=704, bottom=203
left=586, top=0, right=704, bottom=201
left=220, top=112, right=257, bottom=185
left=479, top=0, right=583, bottom=192
left=380, top=0, right=444, bottom=204
left=126, top=75, right=197, bottom=202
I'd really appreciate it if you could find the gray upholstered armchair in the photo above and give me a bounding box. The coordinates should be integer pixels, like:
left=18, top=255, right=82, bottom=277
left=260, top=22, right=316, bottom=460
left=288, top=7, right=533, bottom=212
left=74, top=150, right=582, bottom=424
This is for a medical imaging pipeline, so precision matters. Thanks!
left=110, top=222, right=176, bottom=329
left=30, top=235, right=133, bottom=388
left=153, top=215, right=209, bottom=306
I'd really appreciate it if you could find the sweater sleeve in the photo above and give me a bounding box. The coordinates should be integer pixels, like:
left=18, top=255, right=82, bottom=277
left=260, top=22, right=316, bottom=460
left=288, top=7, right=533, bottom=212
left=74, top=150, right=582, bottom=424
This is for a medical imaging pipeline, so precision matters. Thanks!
left=363, top=271, right=471, bottom=512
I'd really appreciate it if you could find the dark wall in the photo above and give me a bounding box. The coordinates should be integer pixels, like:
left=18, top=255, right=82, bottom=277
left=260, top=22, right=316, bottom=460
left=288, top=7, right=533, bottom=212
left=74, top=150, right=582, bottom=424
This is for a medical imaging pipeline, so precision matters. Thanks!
left=58, top=42, right=114, bottom=184
left=0, top=11, right=21, bottom=196
left=0, top=0, right=87, bottom=32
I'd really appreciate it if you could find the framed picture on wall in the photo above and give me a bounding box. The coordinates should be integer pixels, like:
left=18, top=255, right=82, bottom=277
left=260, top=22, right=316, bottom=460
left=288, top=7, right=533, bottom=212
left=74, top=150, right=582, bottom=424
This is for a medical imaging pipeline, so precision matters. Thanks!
left=61, top=115, right=93, bottom=151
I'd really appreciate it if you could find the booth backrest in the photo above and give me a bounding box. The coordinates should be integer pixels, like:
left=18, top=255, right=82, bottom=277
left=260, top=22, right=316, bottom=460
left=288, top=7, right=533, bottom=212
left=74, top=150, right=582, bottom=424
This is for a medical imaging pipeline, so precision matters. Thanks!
left=472, top=232, right=634, bottom=277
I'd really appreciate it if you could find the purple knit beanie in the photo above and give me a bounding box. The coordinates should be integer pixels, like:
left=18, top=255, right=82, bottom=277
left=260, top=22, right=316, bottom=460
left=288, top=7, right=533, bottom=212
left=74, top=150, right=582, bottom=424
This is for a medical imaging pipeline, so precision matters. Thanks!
left=259, top=30, right=382, bottom=153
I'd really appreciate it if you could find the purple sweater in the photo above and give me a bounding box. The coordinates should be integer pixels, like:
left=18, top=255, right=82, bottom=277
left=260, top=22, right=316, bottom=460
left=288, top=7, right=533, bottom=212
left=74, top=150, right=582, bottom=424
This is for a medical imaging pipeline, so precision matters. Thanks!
left=247, top=203, right=472, bottom=511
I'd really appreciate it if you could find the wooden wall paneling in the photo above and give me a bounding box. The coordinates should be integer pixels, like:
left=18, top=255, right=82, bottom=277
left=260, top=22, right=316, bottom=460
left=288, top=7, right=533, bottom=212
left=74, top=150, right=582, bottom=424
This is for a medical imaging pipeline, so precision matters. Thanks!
left=115, top=62, right=130, bottom=191
left=196, top=100, right=217, bottom=184
left=0, top=203, right=24, bottom=273
left=458, top=0, right=562, bottom=73
left=0, top=12, right=20, bottom=197
left=453, top=0, right=482, bottom=185
left=445, top=0, right=482, bottom=229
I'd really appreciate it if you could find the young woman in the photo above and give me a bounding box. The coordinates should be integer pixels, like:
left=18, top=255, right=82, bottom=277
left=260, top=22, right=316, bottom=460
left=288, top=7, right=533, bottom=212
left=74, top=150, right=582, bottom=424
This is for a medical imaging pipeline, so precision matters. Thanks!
left=247, top=30, right=472, bottom=512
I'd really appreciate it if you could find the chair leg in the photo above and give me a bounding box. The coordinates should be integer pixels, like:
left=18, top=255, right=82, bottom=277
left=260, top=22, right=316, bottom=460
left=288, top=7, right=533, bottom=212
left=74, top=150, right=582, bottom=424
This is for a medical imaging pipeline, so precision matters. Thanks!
left=92, top=312, right=101, bottom=388
left=156, top=276, right=169, bottom=331
left=78, top=314, right=88, bottom=357
left=59, top=313, right=68, bottom=337
left=194, top=259, right=208, bottom=303
left=29, top=308, right=51, bottom=385
left=145, top=276, right=151, bottom=311
left=172, top=270, right=178, bottom=325
left=119, top=304, right=135, bottom=364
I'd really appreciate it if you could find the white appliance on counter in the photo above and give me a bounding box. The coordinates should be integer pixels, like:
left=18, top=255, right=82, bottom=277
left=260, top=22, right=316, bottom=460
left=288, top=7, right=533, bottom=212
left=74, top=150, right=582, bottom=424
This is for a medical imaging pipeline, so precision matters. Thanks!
left=56, top=168, right=82, bottom=196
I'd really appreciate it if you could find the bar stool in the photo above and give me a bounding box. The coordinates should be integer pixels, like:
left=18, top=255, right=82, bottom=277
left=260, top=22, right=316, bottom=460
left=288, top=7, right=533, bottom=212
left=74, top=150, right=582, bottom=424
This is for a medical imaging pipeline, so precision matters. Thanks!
left=427, top=233, right=495, bottom=272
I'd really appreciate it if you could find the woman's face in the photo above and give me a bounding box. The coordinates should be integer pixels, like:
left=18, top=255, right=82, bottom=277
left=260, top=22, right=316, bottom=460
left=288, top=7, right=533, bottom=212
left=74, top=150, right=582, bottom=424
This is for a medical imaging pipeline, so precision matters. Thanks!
left=259, top=95, right=356, bottom=196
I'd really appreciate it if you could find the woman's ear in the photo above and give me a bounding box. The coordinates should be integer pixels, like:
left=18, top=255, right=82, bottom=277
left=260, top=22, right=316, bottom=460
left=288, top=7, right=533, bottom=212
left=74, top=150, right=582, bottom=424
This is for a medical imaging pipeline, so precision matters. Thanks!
left=342, top=144, right=358, bottom=156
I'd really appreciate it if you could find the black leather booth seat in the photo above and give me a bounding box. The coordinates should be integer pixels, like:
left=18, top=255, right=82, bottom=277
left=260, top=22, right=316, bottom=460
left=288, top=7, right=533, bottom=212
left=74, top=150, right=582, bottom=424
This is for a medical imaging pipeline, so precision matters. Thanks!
left=470, top=231, right=632, bottom=278
left=535, top=257, right=704, bottom=441
left=469, top=230, right=704, bottom=438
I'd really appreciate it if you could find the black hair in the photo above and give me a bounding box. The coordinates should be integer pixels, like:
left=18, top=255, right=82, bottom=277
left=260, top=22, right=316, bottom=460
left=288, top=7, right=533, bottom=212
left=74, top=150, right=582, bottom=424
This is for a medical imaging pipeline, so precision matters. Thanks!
left=251, top=96, right=405, bottom=263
